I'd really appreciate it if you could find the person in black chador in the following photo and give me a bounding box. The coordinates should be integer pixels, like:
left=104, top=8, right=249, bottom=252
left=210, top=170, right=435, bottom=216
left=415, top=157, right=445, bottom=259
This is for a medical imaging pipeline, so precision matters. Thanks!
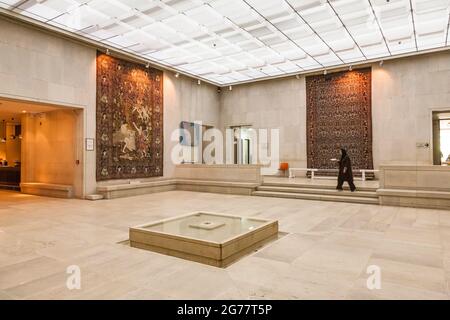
left=336, top=148, right=356, bottom=192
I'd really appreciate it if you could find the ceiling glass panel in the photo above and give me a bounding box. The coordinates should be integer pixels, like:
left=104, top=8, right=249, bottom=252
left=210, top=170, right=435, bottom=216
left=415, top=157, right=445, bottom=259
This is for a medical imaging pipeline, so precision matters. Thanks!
left=1, top=0, right=449, bottom=85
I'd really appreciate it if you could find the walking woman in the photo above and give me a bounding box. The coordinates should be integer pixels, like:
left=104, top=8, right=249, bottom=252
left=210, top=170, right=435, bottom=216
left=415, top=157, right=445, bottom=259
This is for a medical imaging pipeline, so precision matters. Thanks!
left=335, top=148, right=356, bottom=192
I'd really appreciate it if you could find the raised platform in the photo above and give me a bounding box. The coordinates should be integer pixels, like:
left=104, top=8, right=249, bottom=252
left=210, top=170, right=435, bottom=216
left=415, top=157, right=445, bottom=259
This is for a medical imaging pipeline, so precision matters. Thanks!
left=97, top=179, right=177, bottom=199
left=377, top=164, right=450, bottom=209
left=98, top=164, right=263, bottom=199
left=97, top=179, right=259, bottom=199
left=254, top=177, right=379, bottom=205
left=20, top=182, right=74, bottom=198
left=94, top=165, right=450, bottom=210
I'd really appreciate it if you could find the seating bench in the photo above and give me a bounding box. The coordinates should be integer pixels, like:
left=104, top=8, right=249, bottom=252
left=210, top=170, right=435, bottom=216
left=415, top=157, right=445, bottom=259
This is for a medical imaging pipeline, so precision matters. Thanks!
left=20, top=182, right=74, bottom=198
left=96, top=179, right=260, bottom=199
left=97, top=180, right=177, bottom=199
left=377, top=188, right=450, bottom=209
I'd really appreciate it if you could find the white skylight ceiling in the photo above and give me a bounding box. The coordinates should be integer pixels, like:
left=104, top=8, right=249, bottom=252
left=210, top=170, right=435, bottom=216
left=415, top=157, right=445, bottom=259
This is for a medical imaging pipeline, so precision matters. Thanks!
left=1, top=0, right=449, bottom=85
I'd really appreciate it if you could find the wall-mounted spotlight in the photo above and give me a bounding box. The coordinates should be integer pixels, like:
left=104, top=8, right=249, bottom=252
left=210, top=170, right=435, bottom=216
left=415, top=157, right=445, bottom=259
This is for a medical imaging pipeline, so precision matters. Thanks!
left=175, top=72, right=180, bottom=78
left=106, top=48, right=111, bottom=55
left=197, top=79, right=201, bottom=85
left=323, top=70, right=328, bottom=75
left=295, top=74, right=300, bottom=79
left=145, top=62, right=150, bottom=69
left=349, top=65, right=353, bottom=71
left=379, top=60, right=384, bottom=67
left=229, top=86, right=233, bottom=91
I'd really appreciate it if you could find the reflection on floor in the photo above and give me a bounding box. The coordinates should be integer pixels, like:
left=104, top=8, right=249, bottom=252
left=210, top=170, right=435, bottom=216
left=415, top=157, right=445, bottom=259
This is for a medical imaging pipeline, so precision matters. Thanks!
left=0, top=189, right=449, bottom=300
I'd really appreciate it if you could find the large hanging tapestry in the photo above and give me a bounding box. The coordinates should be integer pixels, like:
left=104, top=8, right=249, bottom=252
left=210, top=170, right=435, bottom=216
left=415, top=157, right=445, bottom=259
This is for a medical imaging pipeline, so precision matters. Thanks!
left=306, top=68, right=373, bottom=175
left=96, top=52, right=163, bottom=181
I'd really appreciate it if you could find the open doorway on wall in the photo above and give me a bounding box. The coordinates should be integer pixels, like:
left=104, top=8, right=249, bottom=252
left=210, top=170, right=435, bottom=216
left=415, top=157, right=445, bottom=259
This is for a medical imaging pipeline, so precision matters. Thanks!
left=432, top=111, right=450, bottom=166
left=0, top=97, right=83, bottom=199
left=230, top=125, right=254, bottom=165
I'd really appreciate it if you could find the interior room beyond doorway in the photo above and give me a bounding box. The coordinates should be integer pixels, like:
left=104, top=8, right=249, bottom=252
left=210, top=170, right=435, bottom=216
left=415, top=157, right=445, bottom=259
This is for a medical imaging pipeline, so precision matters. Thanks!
left=0, top=97, right=83, bottom=198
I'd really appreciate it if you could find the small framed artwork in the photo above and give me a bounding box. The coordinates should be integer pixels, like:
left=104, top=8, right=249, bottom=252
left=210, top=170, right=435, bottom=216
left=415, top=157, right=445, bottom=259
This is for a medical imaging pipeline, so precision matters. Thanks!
left=85, top=138, right=95, bottom=151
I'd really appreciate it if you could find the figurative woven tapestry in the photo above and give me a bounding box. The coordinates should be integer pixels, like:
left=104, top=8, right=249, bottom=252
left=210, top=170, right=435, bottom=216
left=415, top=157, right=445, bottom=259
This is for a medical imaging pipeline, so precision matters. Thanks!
left=306, top=68, right=373, bottom=175
left=96, top=52, right=163, bottom=181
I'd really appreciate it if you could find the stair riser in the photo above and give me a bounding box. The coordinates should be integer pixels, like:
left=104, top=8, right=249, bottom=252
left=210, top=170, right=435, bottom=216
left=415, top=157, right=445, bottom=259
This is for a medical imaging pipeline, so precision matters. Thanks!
left=262, top=182, right=377, bottom=192
left=257, top=187, right=378, bottom=198
left=252, top=192, right=379, bottom=205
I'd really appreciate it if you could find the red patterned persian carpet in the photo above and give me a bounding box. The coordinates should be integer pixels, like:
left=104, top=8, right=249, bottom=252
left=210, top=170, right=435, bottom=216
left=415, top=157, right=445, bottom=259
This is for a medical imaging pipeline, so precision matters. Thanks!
left=96, top=52, right=163, bottom=181
left=306, top=68, right=373, bottom=176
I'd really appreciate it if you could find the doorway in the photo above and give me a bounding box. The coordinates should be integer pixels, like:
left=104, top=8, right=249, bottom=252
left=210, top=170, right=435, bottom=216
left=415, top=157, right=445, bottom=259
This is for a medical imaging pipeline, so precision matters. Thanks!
left=231, top=126, right=254, bottom=165
left=0, top=97, right=84, bottom=197
left=432, top=111, right=450, bottom=165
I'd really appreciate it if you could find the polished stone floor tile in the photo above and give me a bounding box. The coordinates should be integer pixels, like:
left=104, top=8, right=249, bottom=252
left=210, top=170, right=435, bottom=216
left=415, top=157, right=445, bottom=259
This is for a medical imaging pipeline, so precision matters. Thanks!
left=0, top=189, right=449, bottom=300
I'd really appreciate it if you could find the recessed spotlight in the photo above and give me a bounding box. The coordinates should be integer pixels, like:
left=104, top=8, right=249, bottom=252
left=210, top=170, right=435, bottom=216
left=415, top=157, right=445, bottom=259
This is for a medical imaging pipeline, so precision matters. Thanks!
left=175, top=72, right=180, bottom=78
left=22, top=110, right=27, bottom=113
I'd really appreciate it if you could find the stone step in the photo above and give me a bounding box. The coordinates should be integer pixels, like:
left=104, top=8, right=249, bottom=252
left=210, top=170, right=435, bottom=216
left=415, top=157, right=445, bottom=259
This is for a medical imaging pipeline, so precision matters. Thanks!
left=85, top=194, right=104, bottom=201
left=252, top=190, right=379, bottom=205
left=261, top=181, right=378, bottom=192
left=256, top=186, right=378, bottom=198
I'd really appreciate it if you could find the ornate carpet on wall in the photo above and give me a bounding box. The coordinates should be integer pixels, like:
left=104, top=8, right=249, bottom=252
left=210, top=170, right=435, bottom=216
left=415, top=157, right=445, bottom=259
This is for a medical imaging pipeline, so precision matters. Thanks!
left=96, top=52, right=163, bottom=181
left=306, top=68, right=373, bottom=175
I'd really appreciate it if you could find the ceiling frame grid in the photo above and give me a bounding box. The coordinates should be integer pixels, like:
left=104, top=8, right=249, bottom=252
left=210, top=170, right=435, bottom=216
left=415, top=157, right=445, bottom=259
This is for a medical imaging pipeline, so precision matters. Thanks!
left=0, top=0, right=449, bottom=85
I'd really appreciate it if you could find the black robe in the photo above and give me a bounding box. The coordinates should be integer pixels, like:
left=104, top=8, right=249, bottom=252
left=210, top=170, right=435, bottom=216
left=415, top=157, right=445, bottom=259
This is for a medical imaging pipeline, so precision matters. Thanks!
left=338, top=154, right=354, bottom=182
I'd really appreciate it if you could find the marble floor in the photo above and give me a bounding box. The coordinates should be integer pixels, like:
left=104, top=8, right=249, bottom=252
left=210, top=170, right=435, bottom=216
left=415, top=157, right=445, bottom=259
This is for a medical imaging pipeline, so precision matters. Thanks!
left=0, top=189, right=449, bottom=300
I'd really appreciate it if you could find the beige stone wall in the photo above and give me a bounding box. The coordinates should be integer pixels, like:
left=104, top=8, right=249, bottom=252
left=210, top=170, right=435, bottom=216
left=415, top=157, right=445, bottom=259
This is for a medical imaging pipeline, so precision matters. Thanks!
left=0, top=18, right=221, bottom=194
left=220, top=51, right=450, bottom=170
left=0, top=18, right=96, bottom=196
left=163, top=73, right=220, bottom=179
left=220, top=77, right=307, bottom=168
left=372, top=51, right=450, bottom=167
left=2, top=16, right=448, bottom=195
